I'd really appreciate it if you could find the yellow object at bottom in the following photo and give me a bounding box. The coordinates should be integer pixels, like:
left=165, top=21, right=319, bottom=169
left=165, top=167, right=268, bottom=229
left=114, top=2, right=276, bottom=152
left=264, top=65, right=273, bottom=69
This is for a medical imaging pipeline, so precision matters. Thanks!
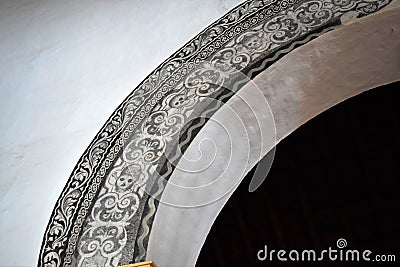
left=119, top=261, right=157, bottom=267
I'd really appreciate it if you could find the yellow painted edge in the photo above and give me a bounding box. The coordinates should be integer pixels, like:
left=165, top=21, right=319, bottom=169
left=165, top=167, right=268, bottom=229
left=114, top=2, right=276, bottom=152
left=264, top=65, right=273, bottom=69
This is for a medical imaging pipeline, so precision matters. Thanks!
left=119, top=261, right=157, bottom=267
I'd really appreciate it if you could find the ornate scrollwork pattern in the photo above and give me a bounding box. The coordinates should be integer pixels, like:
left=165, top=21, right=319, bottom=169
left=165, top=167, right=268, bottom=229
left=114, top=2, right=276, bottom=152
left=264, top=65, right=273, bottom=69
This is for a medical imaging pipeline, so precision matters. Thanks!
left=38, top=0, right=392, bottom=266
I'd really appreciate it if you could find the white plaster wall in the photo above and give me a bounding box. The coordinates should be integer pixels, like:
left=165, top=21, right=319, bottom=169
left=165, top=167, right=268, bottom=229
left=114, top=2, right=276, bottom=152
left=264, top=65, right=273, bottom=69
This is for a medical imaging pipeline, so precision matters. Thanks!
left=0, top=0, right=243, bottom=265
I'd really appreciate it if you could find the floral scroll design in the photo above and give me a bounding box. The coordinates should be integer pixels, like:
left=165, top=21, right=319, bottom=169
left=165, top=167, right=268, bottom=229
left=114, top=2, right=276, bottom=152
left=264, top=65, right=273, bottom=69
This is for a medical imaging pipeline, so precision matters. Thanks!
left=39, top=0, right=392, bottom=266
left=39, top=1, right=276, bottom=266
left=45, top=1, right=305, bottom=266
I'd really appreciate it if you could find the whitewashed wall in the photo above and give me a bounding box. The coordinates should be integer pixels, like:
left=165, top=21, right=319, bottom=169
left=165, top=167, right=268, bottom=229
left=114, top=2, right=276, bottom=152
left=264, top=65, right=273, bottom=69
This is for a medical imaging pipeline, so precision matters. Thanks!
left=0, top=1, right=243, bottom=265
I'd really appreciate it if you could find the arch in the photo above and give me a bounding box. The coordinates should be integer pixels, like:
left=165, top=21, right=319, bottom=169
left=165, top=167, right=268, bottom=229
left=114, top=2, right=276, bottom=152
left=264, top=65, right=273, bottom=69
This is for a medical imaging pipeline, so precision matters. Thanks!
left=38, top=1, right=400, bottom=266
left=146, top=6, right=400, bottom=266
left=197, top=80, right=400, bottom=266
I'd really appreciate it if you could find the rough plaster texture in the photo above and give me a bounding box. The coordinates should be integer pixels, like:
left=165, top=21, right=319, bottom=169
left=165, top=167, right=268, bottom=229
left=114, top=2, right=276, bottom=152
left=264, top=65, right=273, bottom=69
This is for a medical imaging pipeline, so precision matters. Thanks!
left=0, top=1, right=243, bottom=265
left=146, top=6, right=400, bottom=266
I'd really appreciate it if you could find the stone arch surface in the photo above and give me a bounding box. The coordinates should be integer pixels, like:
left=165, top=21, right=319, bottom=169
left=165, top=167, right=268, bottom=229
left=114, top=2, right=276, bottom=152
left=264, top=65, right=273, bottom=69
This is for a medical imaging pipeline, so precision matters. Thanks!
left=147, top=6, right=400, bottom=266
left=38, top=1, right=400, bottom=266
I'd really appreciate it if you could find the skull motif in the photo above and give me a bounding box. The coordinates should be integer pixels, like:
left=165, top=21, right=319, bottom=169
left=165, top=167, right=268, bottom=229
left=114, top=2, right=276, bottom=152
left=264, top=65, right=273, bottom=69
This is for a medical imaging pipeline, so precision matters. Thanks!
left=115, top=164, right=142, bottom=192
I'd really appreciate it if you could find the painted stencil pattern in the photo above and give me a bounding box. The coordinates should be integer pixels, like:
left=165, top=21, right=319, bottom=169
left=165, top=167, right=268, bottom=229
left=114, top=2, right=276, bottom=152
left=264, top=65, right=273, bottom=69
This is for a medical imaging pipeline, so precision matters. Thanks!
left=38, top=0, right=392, bottom=266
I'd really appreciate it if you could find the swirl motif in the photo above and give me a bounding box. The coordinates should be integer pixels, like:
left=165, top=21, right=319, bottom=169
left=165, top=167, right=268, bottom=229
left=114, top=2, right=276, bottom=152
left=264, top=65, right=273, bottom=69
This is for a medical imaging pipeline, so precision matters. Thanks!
left=38, top=0, right=392, bottom=266
left=336, top=238, right=348, bottom=248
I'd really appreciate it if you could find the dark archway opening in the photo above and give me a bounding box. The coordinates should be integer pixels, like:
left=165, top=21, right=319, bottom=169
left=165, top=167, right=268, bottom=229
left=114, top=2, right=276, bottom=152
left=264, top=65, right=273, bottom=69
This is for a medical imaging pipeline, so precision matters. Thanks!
left=198, top=81, right=400, bottom=266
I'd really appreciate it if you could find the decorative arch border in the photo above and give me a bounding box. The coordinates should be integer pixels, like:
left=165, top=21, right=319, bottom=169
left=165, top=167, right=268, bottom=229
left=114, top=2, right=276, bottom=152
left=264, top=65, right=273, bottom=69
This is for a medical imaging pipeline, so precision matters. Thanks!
left=39, top=1, right=397, bottom=266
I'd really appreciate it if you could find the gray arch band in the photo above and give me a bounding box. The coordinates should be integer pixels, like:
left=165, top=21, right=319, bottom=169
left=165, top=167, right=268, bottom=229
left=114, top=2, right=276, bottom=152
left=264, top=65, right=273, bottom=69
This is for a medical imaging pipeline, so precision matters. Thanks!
left=38, top=1, right=400, bottom=266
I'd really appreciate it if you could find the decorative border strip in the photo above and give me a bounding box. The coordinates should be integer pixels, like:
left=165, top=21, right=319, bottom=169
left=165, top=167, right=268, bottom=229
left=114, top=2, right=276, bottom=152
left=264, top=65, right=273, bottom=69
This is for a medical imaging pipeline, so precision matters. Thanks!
left=132, top=22, right=342, bottom=263
left=38, top=1, right=392, bottom=266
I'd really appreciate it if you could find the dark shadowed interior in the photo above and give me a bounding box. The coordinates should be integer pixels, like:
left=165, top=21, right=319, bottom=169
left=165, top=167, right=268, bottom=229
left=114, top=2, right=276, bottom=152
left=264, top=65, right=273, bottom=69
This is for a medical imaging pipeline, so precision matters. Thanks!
left=197, top=81, right=400, bottom=267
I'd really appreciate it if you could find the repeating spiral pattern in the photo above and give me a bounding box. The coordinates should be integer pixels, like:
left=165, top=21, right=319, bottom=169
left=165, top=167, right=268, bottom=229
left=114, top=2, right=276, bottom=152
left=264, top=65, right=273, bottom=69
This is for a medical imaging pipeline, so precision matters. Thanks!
left=38, top=0, right=392, bottom=266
